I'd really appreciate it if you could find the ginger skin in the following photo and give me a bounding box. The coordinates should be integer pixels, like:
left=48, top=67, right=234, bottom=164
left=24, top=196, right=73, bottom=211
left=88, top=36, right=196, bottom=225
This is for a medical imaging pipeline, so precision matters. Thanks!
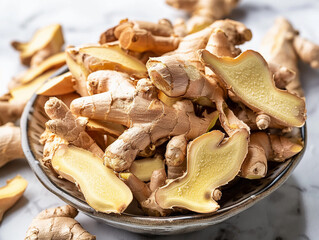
left=0, top=123, right=25, bottom=168
left=0, top=102, right=25, bottom=126
left=25, top=205, right=95, bottom=240
left=44, top=97, right=104, bottom=158
left=240, top=132, right=303, bottom=179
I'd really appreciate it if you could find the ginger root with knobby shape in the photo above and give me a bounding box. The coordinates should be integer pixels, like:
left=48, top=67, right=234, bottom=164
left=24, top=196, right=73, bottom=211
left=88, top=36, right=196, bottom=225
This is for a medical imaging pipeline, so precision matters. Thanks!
left=0, top=175, right=28, bottom=222
left=0, top=123, right=25, bottom=168
left=166, top=0, right=240, bottom=34
left=44, top=97, right=104, bottom=158
left=100, top=19, right=179, bottom=54
left=0, top=101, right=25, bottom=126
left=25, top=205, right=95, bottom=240
left=11, top=24, right=64, bottom=66
left=71, top=76, right=216, bottom=172
left=200, top=49, right=306, bottom=127
left=156, top=130, right=249, bottom=213
left=52, top=145, right=133, bottom=213
left=240, top=132, right=303, bottom=179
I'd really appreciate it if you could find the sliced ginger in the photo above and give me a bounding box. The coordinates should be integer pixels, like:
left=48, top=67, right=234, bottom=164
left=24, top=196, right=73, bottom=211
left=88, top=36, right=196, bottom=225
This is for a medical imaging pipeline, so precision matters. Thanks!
left=51, top=145, right=133, bottom=213
left=37, top=72, right=74, bottom=96
left=156, top=130, right=249, bottom=213
left=130, top=155, right=165, bottom=182
left=11, top=24, right=64, bottom=66
left=10, top=70, right=56, bottom=104
left=200, top=50, right=306, bottom=127
left=18, top=52, right=65, bottom=84
left=0, top=175, right=28, bottom=222
left=68, top=44, right=148, bottom=78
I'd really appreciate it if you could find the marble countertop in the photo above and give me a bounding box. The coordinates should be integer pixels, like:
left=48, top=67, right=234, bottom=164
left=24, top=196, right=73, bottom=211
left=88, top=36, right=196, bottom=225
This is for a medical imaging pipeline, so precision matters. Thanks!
left=1, top=0, right=319, bottom=239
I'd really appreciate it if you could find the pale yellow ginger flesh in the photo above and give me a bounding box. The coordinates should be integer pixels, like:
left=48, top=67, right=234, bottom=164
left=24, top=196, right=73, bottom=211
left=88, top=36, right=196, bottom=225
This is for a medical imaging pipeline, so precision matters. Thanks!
left=18, top=52, right=66, bottom=84
left=0, top=175, right=28, bottom=222
left=130, top=155, right=165, bottom=182
left=11, top=24, right=64, bottom=66
left=156, top=130, right=249, bottom=213
left=37, top=72, right=75, bottom=96
left=71, top=45, right=148, bottom=78
left=86, top=119, right=126, bottom=138
left=51, top=145, right=133, bottom=213
left=25, top=205, right=95, bottom=240
left=10, top=70, right=56, bottom=104
left=200, top=50, right=306, bottom=127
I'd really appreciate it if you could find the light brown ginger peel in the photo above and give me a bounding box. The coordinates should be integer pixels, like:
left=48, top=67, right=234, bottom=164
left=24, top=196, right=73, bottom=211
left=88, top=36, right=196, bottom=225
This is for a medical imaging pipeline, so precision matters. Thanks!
left=25, top=205, right=95, bottom=240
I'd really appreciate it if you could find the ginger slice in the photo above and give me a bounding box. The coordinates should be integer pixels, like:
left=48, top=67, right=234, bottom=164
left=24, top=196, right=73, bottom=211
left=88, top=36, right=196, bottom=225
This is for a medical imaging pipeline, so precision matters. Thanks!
left=37, top=72, right=74, bottom=96
left=200, top=50, right=306, bottom=127
left=129, top=155, right=165, bottom=182
left=86, top=119, right=126, bottom=138
left=9, top=70, right=56, bottom=104
left=51, top=145, right=133, bottom=213
left=156, top=130, right=249, bottom=213
left=0, top=175, right=28, bottom=222
left=25, top=205, right=95, bottom=240
left=68, top=44, right=148, bottom=79
left=11, top=24, right=64, bottom=66
left=17, top=52, right=65, bottom=84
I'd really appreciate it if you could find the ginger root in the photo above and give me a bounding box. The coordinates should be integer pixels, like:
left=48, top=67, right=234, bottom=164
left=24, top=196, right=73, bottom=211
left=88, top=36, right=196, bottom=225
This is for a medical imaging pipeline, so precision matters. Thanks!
left=240, top=132, right=303, bottom=179
left=200, top=49, right=306, bottom=127
left=156, top=130, right=249, bottom=213
left=166, top=0, right=240, bottom=34
left=0, top=123, right=25, bottom=168
left=0, top=175, right=28, bottom=222
left=0, top=101, right=25, bottom=126
left=11, top=24, right=64, bottom=66
left=25, top=205, right=95, bottom=240
left=52, top=145, right=133, bottom=213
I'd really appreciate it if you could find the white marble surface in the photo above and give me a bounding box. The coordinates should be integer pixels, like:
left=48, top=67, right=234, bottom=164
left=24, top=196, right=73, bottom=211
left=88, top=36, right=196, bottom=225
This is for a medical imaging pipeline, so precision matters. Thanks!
left=0, top=0, right=319, bottom=239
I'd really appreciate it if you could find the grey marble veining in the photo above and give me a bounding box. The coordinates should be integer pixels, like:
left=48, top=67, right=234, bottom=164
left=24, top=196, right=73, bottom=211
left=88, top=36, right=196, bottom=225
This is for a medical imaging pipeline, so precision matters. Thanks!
left=1, top=0, right=319, bottom=239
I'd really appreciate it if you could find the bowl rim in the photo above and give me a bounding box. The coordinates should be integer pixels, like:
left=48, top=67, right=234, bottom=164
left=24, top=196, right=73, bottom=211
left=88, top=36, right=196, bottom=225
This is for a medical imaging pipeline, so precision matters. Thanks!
left=20, top=66, right=307, bottom=228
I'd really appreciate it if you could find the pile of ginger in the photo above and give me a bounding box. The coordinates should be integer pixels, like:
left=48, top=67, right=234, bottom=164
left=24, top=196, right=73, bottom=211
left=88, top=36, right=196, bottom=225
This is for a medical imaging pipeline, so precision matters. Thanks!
left=0, top=0, right=319, bottom=238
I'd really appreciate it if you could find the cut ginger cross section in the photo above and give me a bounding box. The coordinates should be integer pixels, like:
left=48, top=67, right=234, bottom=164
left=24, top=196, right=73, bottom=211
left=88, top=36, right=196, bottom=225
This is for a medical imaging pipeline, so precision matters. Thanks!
left=200, top=50, right=306, bottom=127
left=155, top=130, right=249, bottom=213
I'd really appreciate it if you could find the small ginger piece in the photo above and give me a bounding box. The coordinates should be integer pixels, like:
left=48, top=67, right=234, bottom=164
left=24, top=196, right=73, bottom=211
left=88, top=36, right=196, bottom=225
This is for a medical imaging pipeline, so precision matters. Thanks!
left=16, top=52, right=66, bottom=84
left=0, top=101, right=25, bottom=125
left=67, top=44, right=148, bottom=79
left=0, top=175, right=28, bottom=222
left=11, top=24, right=64, bottom=66
left=166, top=0, right=239, bottom=34
left=240, top=132, right=303, bottom=179
left=293, top=35, right=319, bottom=69
left=37, top=72, right=75, bottom=96
left=52, top=145, right=132, bottom=213
left=9, top=70, right=56, bottom=104
left=156, top=130, right=249, bottom=213
left=25, top=205, right=95, bottom=240
left=130, top=154, right=165, bottom=182
left=0, top=123, right=25, bottom=168
left=200, top=50, right=306, bottom=127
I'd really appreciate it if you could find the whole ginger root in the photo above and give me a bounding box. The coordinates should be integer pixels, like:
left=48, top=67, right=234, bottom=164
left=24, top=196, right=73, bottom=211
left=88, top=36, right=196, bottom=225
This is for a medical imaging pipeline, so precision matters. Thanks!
left=25, top=205, right=95, bottom=240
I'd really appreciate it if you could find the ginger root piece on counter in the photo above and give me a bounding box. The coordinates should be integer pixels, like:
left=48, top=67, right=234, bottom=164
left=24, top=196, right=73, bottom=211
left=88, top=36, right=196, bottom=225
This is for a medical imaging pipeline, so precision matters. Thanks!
left=0, top=175, right=28, bottom=222
left=51, top=145, right=133, bottom=213
left=200, top=50, right=306, bottom=128
left=11, top=24, right=64, bottom=66
left=156, top=130, right=249, bottom=213
left=0, top=101, right=25, bottom=126
left=25, top=205, right=95, bottom=240
left=0, top=123, right=25, bottom=168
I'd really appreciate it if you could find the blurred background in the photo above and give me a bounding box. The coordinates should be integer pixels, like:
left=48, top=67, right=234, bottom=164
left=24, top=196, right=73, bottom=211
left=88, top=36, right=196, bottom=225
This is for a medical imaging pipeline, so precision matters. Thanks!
left=0, top=0, right=319, bottom=239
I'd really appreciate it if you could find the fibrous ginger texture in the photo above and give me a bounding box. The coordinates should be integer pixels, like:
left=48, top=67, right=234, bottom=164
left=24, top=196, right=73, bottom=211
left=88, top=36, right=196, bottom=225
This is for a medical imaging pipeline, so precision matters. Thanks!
left=200, top=49, right=306, bottom=127
left=52, top=145, right=133, bottom=213
left=156, top=130, right=249, bottom=213
left=25, top=205, right=95, bottom=240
